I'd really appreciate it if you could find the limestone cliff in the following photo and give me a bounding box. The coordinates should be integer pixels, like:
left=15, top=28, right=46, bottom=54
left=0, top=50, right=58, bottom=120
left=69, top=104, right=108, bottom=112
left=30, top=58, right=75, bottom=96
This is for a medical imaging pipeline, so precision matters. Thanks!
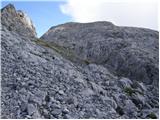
left=41, top=22, right=159, bottom=86
left=1, top=4, right=36, bottom=38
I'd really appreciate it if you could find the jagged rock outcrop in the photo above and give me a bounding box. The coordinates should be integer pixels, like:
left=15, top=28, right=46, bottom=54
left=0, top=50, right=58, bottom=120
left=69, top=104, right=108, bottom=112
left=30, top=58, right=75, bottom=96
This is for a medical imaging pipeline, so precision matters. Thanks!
left=1, top=4, right=159, bottom=119
left=1, top=4, right=36, bottom=38
left=41, top=22, right=159, bottom=86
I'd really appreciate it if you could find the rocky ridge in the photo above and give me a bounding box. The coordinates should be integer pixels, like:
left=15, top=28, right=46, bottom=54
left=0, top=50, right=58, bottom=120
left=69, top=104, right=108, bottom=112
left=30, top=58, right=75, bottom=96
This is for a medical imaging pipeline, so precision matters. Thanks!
left=41, top=22, right=159, bottom=86
left=1, top=4, right=159, bottom=119
left=1, top=4, right=36, bottom=38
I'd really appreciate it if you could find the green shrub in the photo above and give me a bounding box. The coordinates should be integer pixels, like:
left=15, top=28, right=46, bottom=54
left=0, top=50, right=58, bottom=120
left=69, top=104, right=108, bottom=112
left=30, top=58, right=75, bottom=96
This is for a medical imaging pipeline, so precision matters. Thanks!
left=124, top=87, right=135, bottom=96
left=35, top=39, right=93, bottom=65
left=84, top=59, right=90, bottom=65
left=147, top=113, right=157, bottom=119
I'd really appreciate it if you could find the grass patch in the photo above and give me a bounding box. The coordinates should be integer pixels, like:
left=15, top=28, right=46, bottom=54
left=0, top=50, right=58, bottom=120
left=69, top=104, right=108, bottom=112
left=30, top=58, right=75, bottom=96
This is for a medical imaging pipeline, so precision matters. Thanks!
left=84, top=59, right=91, bottom=65
left=124, top=87, right=135, bottom=96
left=147, top=113, right=157, bottom=119
left=35, top=39, right=92, bottom=65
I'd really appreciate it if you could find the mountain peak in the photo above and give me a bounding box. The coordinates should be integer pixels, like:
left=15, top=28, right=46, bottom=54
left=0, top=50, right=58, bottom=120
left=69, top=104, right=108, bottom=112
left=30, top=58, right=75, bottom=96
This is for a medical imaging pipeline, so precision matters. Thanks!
left=1, top=4, right=37, bottom=38
left=1, top=3, right=15, bottom=11
left=1, top=4, right=16, bottom=16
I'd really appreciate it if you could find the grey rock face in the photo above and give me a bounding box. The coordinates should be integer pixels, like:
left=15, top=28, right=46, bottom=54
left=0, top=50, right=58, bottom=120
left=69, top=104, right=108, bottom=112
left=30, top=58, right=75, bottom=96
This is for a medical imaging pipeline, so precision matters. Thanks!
left=1, top=4, right=159, bottom=119
left=1, top=4, right=36, bottom=38
left=41, top=22, right=159, bottom=86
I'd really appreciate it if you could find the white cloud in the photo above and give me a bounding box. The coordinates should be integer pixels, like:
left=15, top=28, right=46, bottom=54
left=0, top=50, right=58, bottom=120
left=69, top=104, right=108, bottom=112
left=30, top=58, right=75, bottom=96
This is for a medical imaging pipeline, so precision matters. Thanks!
left=60, top=0, right=158, bottom=30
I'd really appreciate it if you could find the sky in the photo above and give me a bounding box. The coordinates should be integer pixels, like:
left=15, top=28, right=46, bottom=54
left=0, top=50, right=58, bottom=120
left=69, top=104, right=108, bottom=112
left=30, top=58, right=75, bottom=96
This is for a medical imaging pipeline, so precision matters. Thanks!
left=1, top=0, right=158, bottom=37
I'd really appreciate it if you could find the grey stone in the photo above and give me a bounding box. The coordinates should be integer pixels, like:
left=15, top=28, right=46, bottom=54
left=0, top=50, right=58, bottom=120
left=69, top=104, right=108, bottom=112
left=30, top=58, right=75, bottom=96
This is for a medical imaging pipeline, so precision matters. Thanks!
left=103, top=97, right=117, bottom=109
left=51, top=109, right=62, bottom=117
left=50, top=103, right=61, bottom=109
left=20, top=101, right=28, bottom=112
left=131, top=93, right=146, bottom=107
left=63, top=114, right=71, bottom=119
left=27, top=104, right=37, bottom=115
left=32, top=90, right=47, bottom=105
left=58, top=90, right=65, bottom=95
left=137, top=82, right=147, bottom=91
left=123, top=100, right=138, bottom=118
left=26, top=115, right=32, bottom=119
left=118, top=77, right=133, bottom=88
left=62, top=108, right=69, bottom=114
